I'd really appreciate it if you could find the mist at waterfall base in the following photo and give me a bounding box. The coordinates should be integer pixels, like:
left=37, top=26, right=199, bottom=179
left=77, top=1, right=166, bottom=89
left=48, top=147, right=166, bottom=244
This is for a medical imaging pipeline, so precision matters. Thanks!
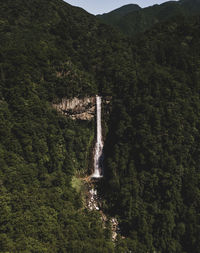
left=91, top=96, right=103, bottom=178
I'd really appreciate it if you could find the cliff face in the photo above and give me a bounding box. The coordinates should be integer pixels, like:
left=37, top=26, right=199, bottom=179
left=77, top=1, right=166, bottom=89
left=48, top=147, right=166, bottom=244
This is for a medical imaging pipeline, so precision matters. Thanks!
left=53, top=97, right=96, bottom=120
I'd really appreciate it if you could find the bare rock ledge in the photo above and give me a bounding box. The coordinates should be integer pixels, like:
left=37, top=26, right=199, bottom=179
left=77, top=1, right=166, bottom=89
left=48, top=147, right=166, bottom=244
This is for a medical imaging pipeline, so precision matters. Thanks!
left=53, top=96, right=96, bottom=120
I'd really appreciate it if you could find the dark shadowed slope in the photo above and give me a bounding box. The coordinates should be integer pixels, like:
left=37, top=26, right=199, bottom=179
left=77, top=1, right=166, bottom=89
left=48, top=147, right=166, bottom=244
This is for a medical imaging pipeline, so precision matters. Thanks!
left=97, top=0, right=200, bottom=37
left=101, top=15, right=200, bottom=253
left=97, top=4, right=141, bottom=26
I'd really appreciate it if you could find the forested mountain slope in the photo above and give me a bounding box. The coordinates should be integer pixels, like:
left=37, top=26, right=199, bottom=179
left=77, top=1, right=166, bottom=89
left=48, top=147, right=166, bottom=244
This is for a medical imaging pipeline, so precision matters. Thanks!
left=0, top=0, right=200, bottom=252
left=96, top=4, right=141, bottom=26
left=97, top=0, right=200, bottom=37
left=101, top=16, right=200, bottom=253
left=0, top=0, right=131, bottom=252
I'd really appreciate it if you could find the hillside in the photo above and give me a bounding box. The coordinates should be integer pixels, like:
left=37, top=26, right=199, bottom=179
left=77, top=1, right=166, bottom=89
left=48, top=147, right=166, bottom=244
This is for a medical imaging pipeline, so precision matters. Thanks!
left=0, top=0, right=200, bottom=252
left=96, top=4, right=141, bottom=26
left=97, top=0, right=200, bottom=37
left=100, top=15, right=200, bottom=252
left=0, top=0, right=131, bottom=252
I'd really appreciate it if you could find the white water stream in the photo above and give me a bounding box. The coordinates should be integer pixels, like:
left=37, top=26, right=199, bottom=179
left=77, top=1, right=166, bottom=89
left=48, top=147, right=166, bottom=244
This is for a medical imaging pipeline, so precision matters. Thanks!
left=91, top=95, right=103, bottom=178
left=88, top=96, right=119, bottom=240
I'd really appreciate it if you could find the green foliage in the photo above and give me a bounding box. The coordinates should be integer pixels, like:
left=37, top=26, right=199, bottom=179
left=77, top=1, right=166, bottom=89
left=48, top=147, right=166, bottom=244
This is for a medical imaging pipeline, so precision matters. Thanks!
left=101, top=15, right=200, bottom=253
left=0, top=0, right=121, bottom=251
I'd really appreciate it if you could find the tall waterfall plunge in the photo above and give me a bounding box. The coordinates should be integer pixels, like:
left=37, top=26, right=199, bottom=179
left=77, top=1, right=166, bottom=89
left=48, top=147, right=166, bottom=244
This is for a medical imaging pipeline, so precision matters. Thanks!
left=91, top=96, right=103, bottom=178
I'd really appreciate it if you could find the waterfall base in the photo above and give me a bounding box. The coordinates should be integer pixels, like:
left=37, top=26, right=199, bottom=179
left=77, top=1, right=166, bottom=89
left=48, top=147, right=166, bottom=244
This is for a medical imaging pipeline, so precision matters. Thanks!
left=91, top=171, right=103, bottom=178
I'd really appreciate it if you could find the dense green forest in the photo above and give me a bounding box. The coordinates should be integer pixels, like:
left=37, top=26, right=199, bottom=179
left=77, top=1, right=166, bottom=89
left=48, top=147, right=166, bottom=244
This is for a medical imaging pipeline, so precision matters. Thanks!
left=101, top=15, right=200, bottom=253
left=0, top=0, right=200, bottom=252
left=0, top=0, right=128, bottom=251
left=97, top=0, right=200, bottom=37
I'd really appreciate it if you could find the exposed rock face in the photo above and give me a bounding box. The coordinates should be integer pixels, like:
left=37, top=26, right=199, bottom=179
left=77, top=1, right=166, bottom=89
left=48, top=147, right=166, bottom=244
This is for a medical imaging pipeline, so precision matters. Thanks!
left=86, top=183, right=120, bottom=242
left=53, top=97, right=96, bottom=120
left=53, top=96, right=111, bottom=120
left=110, top=218, right=119, bottom=241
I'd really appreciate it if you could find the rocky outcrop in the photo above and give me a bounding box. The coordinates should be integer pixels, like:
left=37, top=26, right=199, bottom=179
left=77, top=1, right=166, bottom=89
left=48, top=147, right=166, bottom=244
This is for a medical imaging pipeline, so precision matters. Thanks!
left=88, top=188, right=100, bottom=211
left=53, top=96, right=96, bottom=120
left=85, top=182, right=120, bottom=242
left=53, top=96, right=111, bottom=120
left=110, top=218, right=119, bottom=241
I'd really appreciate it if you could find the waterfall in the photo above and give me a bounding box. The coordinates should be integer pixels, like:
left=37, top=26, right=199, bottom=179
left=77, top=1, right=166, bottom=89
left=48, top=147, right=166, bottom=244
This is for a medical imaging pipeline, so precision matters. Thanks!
left=91, top=95, right=103, bottom=178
